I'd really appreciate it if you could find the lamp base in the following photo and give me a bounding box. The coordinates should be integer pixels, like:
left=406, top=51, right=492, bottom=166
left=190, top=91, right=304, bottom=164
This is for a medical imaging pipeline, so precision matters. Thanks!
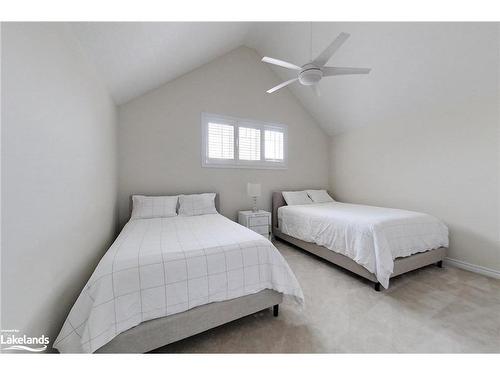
left=252, top=197, right=258, bottom=212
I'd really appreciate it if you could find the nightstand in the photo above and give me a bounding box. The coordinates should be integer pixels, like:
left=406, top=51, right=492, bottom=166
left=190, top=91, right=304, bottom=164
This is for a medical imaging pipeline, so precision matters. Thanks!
left=238, top=210, right=271, bottom=239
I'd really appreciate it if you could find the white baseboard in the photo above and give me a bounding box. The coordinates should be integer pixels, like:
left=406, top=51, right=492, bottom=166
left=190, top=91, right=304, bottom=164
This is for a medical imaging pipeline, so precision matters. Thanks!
left=444, top=257, right=500, bottom=279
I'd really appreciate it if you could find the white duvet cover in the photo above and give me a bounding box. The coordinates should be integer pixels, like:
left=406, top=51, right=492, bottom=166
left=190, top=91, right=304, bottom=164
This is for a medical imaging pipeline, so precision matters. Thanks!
left=278, top=202, right=448, bottom=288
left=54, top=214, right=304, bottom=353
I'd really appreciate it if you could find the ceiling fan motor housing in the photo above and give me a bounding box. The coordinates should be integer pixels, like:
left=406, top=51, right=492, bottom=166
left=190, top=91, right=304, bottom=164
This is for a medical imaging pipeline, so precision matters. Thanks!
left=299, top=64, right=323, bottom=85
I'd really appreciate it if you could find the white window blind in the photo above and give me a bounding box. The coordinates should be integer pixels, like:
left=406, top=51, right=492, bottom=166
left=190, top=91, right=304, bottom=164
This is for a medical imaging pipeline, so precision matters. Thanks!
left=207, top=122, right=234, bottom=159
left=264, top=129, right=284, bottom=161
left=202, top=113, right=287, bottom=169
left=238, top=127, right=261, bottom=161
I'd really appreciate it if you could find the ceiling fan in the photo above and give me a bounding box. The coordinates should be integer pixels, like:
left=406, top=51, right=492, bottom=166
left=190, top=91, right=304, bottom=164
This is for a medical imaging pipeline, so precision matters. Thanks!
left=262, top=32, right=371, bottom=96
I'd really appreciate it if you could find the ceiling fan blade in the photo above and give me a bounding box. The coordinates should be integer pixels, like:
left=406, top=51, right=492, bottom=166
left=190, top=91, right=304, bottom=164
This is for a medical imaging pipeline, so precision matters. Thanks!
left=322, top=66, right=371, bottom=76
left=266, top=78, right=299, bottom=94
left=312, top=32, right=350, bottom=67
left=311, top=84, right=321, bottom=97
left=262, top=57, right=301, bottom=70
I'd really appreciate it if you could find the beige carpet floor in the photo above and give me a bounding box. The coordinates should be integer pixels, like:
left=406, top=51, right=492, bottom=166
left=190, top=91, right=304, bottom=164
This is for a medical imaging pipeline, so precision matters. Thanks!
left=153, top=239, right=500, bottom=353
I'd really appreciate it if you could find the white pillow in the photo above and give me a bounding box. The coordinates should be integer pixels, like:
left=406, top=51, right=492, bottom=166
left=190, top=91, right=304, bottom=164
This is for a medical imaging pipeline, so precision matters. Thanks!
left=282, top=191, right=313, bottom=206
left=306, top=189, right=334, bottom=203
left=131, top=195, right=178, bottom=219
left=178, top=193, right=217, bottom=216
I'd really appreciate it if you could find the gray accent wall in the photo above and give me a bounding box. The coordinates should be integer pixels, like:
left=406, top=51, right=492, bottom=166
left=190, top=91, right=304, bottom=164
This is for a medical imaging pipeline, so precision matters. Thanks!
left=1, top=23, right=118, bottom=347
left=117, top=46, right=330, bottom=228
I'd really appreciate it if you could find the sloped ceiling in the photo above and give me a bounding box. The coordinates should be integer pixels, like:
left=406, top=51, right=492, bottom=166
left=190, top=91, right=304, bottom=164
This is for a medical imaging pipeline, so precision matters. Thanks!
left=72, top=22, right=498, bottom=135
left=71, top=22, right=252, bottom=104
left=247, top=22, right=498, bottom=135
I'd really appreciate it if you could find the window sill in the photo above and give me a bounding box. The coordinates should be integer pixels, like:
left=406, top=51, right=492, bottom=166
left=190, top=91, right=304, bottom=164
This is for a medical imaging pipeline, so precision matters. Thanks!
left=201, top=162, right=288, bottom=170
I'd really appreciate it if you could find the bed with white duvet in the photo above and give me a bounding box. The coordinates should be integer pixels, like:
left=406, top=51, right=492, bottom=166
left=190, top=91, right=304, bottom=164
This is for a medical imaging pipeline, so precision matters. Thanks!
left=277, top=198, right=449, bottom=289
left=54, top=195, right=303, bottom=353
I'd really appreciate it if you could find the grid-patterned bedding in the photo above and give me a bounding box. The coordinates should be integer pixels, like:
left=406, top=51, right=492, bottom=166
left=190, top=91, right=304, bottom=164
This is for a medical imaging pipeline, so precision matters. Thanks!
left=278, top=202, right=449, bottom=288
left=53, top=214, right=304, bottom=353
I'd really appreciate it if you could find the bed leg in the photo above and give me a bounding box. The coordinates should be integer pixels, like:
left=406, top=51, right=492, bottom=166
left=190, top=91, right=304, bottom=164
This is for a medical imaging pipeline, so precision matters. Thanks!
left=436, top=260, right=443, bottom=268
left=273, top=304, right=279, bottom=317
left=374, top=282, right=381, bottom=292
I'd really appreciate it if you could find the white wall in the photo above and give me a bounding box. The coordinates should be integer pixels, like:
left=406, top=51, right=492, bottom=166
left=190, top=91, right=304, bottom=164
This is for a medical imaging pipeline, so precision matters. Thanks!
left=118, top=46, right=330, bottom=227
left=330, top=25, right=500, bottom=273
left=1, top=23, right=118, bottom=347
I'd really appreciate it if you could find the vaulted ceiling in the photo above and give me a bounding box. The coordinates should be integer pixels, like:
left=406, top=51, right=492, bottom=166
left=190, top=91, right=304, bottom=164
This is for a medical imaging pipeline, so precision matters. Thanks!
left=71, top=22, right=252, bottom=104
left=71, top=22, right=498, bottom=135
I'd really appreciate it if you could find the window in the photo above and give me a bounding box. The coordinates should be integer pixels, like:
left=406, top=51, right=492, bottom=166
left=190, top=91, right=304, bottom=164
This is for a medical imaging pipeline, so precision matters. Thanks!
left=208, top=123, right=234, bottom=159
left=238, top=127, right=260, bottom=161
left=264, top=129, right=284, bottom=161
left=202, top=113, right=287, bottom=169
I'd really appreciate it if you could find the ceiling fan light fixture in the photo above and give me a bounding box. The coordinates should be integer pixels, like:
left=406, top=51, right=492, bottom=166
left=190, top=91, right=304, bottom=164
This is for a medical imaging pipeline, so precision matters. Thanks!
left=299, top=64, right=323, bottom=86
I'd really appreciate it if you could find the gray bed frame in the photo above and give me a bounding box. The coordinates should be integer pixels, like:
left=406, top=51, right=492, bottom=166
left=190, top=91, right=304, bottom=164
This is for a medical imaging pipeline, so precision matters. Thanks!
left=272, top=191, right=446, bottom=291
left=95, top=193, right=283, bottom=353
left=98, top=289, right=282, bottom=353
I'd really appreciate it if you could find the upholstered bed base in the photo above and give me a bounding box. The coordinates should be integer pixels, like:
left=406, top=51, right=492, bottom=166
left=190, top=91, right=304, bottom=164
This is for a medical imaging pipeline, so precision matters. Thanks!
left=271, top=191, right=446, bottom=290
left=97, top=289, right=283, bottom=353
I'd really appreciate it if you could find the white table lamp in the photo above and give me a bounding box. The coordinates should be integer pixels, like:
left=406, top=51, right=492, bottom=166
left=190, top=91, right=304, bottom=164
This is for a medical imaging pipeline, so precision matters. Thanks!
left=247, top=183, right=261, bottom=212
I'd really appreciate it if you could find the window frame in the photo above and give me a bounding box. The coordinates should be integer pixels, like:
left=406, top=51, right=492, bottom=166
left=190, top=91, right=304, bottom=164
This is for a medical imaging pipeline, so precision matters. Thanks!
left=201, top=112, right=288, bottom=170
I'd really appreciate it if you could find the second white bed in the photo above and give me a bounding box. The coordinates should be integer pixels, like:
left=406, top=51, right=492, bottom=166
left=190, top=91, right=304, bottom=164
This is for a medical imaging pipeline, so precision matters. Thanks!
left=278, top=202, right=449, bottom=288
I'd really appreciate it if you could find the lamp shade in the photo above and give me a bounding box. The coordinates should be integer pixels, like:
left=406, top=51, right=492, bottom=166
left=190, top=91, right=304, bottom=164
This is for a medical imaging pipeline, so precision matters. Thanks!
left=247, top=183, right=261, bottom=197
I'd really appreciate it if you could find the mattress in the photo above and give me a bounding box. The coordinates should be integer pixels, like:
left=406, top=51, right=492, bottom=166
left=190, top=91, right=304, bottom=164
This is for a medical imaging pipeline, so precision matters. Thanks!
left=54, top=214, right=304, bottom=353
left=278, top=202, right=449, bottom=288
